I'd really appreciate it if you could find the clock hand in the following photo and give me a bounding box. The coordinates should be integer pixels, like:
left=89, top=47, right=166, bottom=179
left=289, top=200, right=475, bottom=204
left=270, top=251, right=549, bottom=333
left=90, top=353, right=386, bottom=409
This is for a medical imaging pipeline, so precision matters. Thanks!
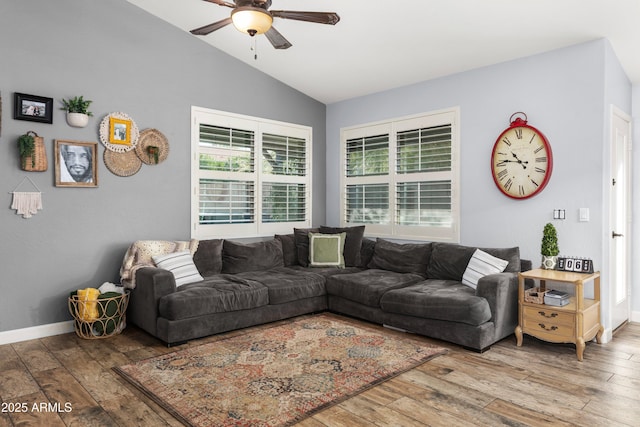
left=511, top=152, right=528, bottom=169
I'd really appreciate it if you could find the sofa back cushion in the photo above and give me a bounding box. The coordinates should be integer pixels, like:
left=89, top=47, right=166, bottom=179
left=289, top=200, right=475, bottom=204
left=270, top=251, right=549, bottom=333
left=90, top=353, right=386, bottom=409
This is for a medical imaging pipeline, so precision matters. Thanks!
left=367, top=238, right=432, bottom=276
left=275, top=234, right=298, bottom=266
left=426, top=242, right=520, bottom=281
left=319, top=225, right=365, bottom=267
left=358, top=238, right=376, bottom=268
left=192, top=239, right=224, bottom=276
left=222, top=239, right=284, bottom=274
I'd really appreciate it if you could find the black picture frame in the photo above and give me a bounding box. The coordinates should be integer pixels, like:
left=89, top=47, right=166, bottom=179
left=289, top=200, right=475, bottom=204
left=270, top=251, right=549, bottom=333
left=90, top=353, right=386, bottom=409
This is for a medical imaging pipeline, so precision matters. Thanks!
left=13, top=92, right=53, bottom=124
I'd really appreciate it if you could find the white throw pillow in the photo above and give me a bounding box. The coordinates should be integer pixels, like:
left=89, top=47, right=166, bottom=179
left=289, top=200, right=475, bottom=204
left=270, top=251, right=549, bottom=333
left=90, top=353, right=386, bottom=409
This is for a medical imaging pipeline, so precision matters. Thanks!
left=152, top=250, right=204, bottom=287
left=462, top=249, right=509, bottom=290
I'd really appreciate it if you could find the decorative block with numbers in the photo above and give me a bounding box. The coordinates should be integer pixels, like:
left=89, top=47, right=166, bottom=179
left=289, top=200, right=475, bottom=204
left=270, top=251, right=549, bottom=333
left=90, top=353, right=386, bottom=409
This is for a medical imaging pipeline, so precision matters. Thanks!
left=556, top=257, right=594, bottom=273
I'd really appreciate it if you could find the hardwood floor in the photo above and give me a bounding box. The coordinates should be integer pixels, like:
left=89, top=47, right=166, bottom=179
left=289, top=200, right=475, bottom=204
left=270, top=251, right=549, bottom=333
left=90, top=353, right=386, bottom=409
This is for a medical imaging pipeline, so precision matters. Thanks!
left=1, top=318, right=638, bottom=426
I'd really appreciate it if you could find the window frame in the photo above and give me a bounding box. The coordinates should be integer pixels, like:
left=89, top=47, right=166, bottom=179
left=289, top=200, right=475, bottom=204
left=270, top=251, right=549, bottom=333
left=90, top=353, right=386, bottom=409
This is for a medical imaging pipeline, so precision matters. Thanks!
left=340, top=107, right=460, bottom=242
left=191, top=106, right=312, bottom=239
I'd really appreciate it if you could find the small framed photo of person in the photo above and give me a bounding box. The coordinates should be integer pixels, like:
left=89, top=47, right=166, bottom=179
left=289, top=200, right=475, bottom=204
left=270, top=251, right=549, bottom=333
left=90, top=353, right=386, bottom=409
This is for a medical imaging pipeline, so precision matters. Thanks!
left=55, top=140, right=98, bottom=187
left=13, top=92, right=54, bottom=124
left=109, top=117, right=131, bottom=145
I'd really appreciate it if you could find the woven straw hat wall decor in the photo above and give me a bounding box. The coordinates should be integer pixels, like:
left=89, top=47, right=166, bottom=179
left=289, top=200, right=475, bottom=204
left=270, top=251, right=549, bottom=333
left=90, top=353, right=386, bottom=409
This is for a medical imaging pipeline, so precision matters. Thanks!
left=99, top=111, right=169, bottom=177
left=135, top=129, right=169, bottom=165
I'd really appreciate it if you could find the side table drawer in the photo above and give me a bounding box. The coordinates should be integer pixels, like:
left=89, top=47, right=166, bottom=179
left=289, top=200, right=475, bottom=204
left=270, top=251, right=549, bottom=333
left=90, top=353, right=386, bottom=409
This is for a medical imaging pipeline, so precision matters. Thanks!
left=523, top=306, right=575, bottom=341
left=523, top=306, right=574, bottom=326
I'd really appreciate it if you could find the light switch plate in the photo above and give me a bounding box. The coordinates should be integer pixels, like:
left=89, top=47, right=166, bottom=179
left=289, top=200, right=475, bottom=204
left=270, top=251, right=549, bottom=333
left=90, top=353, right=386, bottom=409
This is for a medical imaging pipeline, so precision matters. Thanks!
left=579, top=208, right=590, bottom=222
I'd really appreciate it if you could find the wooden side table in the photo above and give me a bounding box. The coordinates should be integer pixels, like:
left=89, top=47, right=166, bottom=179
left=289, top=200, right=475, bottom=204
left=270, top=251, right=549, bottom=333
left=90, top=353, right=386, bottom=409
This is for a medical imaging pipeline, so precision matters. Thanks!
left=515, top=269, right=604, bottom=361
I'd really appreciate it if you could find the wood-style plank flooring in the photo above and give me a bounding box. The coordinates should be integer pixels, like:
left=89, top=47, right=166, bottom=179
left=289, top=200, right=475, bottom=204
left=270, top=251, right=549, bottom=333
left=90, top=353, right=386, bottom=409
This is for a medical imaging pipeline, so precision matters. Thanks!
left=0, top=317, right=638, bottom=426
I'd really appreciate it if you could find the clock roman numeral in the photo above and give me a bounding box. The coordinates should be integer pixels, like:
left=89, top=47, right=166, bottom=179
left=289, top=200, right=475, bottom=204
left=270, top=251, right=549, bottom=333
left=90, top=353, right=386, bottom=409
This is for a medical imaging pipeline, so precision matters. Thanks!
left=530, top=178, right=539, bottom=187
left=534, top=145, right=544, bottom=154
left=502, top=136, right=512, bottom=146
left=504, top=178, right=513, bottom=192
left=497, top=169, right=508, bottom=181
left=496, top=160, right=508, bottom=167
left=536, top=156, right=547, bottom=163
left=535, top=166, right=546, bottom=173
left=529, top=134, right=537, bottom=144
left=519, top=185, right=525, bottom=196
left=515, top=128, right=523, bottom=139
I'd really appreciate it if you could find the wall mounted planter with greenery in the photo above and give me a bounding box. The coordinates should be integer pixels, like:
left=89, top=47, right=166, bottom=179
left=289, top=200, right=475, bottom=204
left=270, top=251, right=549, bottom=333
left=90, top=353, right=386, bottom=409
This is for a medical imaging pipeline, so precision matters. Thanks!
left=61, top=96, right=93, bottom=128
left=17, top=131, right=47, bottom=171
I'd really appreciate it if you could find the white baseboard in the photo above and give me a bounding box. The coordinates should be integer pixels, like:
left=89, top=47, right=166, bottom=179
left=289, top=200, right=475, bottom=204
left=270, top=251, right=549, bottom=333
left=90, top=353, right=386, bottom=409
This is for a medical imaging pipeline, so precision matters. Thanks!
left=0, top=321, right=74, bottom=345
left=630, top=310, right=640, bottom=324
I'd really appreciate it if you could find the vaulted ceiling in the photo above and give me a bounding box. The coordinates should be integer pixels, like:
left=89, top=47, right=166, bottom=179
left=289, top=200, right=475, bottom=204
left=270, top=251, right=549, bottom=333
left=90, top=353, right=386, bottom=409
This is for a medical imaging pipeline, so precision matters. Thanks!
left=127, top=0, right=640, bottom=104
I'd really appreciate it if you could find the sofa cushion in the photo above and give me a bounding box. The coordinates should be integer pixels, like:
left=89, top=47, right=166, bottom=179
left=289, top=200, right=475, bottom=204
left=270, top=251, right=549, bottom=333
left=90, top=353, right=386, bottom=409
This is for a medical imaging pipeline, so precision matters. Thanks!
left=293, top=227, right=320, bottom=267
left=319, top=225, right=365, bottom=267
left=152, top=250, right=204, bottom=287
left=326, top=269, right=424, bottom=307
left=275, top=234, right=298, bottom=266
left=309, top=232, right=346, bottom=268
left=426, top=243, right=520, bottom=281
left=192, top=239, right=223, bottom=276
left=158, top=276, right=269, bottom=321
left=222, top=239, right=284, bottom=274
left=358, top=238, right=376, bottom=268
left=233, top=267, right=326, bottom=305
left=367, top=238, right=432, bottom=276
left=380, top=280, right=492, bottom=326
left=461, top=249, right=509, bottom=290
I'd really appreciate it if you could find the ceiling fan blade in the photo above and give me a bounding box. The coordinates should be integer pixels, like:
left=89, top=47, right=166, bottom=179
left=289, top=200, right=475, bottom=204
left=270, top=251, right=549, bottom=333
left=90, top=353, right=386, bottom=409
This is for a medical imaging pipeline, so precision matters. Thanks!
left=190, top=17, right=233, bottom=35
left=270, top=11, right=340, bottom=25
left=202, top=0, right=236, bottom=8
left=265, top=26, right=292, bottom=49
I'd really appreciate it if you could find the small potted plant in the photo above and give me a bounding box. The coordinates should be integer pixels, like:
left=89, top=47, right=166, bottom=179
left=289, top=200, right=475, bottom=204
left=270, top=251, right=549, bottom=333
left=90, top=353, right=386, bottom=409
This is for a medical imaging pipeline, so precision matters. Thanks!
left=61, top=95, right=93, bottom=128
left=17, top=133, right=35, bottom=169
left=541, top=222, right=560, bottom=269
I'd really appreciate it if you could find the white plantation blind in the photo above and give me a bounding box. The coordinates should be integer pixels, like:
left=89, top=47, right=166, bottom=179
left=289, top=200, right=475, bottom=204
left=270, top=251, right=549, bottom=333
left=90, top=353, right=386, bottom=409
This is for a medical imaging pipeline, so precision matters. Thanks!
left=192, top=107, right=311, bottom=238
left=341, top=108, right=459, bottom=241
left=346, top=134, right=389, bottom=177
left=199, top=179, right=255, bottom=225
left=262, top=133, right=306, bottom=176
left=199, top=125, right=254, bottom=173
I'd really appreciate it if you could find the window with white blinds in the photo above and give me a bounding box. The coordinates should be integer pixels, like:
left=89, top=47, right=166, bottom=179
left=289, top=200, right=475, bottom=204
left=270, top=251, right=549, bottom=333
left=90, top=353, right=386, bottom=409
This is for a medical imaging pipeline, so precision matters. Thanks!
left=341, top=108, right=460, bottom=241
left=192, top=107, right=312, bottom=238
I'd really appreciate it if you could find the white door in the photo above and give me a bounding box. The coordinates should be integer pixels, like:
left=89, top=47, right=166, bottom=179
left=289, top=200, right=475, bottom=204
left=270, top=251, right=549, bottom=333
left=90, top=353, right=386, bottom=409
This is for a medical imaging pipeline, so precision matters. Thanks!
left=610, top=106, right=631, bottom=331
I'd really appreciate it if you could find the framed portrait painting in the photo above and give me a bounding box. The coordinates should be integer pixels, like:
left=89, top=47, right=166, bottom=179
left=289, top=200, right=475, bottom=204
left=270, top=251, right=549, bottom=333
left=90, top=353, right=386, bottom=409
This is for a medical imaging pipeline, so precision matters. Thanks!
left=55, top=140, right=98, bottom=187
left=14, top=92, right=54, bottom=124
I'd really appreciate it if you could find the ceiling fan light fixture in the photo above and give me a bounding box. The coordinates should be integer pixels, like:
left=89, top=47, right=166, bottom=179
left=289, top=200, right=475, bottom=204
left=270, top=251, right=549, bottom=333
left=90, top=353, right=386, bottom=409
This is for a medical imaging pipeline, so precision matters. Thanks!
left=231, top=6, right=273, bottom=36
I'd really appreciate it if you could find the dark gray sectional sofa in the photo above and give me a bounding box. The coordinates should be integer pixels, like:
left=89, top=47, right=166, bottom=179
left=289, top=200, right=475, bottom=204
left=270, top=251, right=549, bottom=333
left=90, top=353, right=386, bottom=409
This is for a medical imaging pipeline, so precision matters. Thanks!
left=127, top=228, right=530, bottom=351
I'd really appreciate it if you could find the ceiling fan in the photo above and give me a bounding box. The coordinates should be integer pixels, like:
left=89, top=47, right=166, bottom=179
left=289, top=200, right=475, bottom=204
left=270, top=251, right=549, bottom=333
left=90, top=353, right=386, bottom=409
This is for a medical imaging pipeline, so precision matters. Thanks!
left=190, top=0, right=340, bottom=50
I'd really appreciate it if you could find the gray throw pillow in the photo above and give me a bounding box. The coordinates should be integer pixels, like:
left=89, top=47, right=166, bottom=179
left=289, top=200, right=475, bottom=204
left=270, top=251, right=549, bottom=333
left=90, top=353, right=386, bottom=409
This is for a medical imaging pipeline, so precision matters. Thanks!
left=319, top=225, right=365, bottom=267
left=275, top=234, right=298, bottom=266
left=192, top=239, right=223, bottom=276
left=222, top=239, right=284, bottom=274
left=367, top=238, right=432, bottom=276
left=293, top=227, right=320, bottom=267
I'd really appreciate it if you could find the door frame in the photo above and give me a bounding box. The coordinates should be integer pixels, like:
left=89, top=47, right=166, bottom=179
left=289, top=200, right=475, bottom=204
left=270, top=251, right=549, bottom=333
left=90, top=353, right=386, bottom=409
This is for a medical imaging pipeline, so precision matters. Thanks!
left=608, top=105, right=632, bottom=339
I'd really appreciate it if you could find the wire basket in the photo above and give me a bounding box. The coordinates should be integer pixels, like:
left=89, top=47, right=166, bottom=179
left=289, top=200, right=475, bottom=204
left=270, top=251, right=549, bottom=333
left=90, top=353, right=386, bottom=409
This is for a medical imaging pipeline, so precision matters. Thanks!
left=68, top=291, right=129, bottom=339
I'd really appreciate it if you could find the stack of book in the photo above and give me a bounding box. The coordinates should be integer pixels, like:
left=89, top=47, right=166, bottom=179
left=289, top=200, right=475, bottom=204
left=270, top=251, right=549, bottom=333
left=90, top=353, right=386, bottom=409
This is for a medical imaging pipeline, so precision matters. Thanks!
left=544, top=289, right=570, bottom=306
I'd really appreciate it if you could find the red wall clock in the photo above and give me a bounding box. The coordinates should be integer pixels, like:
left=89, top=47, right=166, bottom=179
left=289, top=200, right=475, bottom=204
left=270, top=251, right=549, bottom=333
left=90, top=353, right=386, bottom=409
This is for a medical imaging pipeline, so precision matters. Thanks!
left=491, top=112, right=553, bottom=199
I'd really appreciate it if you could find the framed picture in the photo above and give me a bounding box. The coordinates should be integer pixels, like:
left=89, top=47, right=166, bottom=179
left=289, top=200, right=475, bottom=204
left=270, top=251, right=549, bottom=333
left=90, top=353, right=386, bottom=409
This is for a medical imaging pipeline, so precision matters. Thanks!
left=14, top=92, right=53, bottom=124
left=109, top=117, right=132, bottom=145
left=55, top=140, right=98, bottom=188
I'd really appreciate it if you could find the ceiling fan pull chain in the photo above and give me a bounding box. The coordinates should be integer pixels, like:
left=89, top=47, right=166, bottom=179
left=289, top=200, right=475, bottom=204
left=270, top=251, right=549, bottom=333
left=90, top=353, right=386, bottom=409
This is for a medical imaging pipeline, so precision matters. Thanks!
left=251, top=36, right=258, bottom=60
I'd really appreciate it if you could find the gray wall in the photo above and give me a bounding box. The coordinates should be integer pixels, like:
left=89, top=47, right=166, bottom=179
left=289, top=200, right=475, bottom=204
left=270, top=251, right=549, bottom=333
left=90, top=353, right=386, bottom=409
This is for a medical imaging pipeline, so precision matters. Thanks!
left=326, top=39, right=633, bottom=331
left=0, top=0, right=326, bottom=332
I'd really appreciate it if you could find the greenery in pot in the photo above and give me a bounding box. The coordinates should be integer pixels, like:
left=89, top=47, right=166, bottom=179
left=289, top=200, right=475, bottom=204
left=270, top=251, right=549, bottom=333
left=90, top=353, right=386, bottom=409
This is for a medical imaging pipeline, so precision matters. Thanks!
left=541, top=223, right=559, bottom=269
left=60, top=95, right=93, bottom=116
left=17, top=133, right=35, bottom=168
left=541, top=223, right=559, bottom=256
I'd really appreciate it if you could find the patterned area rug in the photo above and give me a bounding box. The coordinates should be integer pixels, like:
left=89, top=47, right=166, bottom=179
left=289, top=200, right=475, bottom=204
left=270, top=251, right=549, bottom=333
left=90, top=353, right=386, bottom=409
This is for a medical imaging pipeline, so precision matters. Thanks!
left=115, top=314, right=447, bottom=426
